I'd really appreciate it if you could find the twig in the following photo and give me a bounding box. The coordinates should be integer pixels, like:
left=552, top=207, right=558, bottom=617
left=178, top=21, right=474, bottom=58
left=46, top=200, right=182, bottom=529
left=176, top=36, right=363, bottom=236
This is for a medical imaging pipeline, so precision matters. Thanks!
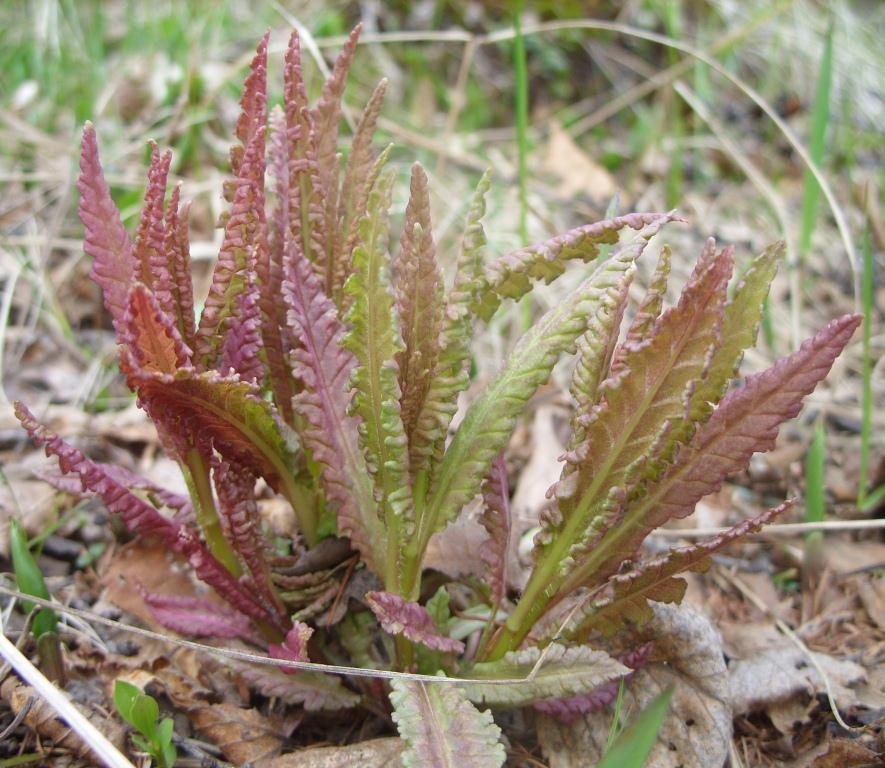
left=0, top=585, right=547, bottom=688
left=649, top=518, right=885, bottom=539
left=0, top=613, right=136, bottom=768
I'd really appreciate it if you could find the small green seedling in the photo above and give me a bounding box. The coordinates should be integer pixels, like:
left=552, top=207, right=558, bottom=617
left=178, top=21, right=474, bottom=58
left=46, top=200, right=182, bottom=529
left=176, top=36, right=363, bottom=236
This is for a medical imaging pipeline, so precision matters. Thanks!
left=9, top=518, right=64, bottom=682
left=597, top=687, right=673, bottom=768
left=113, top=680, right=177, bottom=768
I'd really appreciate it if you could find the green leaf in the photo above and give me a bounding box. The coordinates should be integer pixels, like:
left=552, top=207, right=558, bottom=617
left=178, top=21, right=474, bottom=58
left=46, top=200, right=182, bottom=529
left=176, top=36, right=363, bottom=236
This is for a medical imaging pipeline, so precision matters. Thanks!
left=114, top=680, right=159, bottom=739
left=129, top=691, right=160, bottom=740
left=9, top=520, right=57, bottom=638
left=471, top=212, right=674, bottom=321
left=396, top=163, right=446, bottom=478
left=390, top=680, right=505, bottom=768
left=156, top=717, right=174, bottom=747
left=459, top=644, right=627, bottom=708
left=125, top=367, right=305, bottom=520
left=343, top=170, right=414, bottom=563
left=413, top=223, right=666, bottom=565
left=113, top=680, right=139, bottom=721
left=597, top=688, right=673, bottom=768
left=410, top=172, right=490, bottom=484
left=687, top=241, right=781, bottom=422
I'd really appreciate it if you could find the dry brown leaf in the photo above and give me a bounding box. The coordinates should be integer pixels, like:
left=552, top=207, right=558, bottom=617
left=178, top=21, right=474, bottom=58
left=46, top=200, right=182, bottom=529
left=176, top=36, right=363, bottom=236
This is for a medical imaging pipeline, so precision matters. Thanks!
left=0, top=676, right=126, bottom=759
left=854, top=576, right=885, bottom=630
left=424, top=497, right=486, bottom=580
left=189, top=703, right=285, bottom=764
left=256, top=737, right=405, bottom=767
left=729, top=643, right=865, bottom=715
left=537, top=603, right=731, bottom=768
left=809, top=738, right=882, bottom=768
left=98, top=539, right=206, bottom=627
left=821, top=539, right=885, bottom=575
left=543, top=121, right=616, bottom=200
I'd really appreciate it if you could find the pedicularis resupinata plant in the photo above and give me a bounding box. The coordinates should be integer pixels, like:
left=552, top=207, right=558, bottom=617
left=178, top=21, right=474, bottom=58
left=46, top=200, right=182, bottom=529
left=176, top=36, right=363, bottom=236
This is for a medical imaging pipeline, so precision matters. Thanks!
left=16, top=27, right=860, bottom=764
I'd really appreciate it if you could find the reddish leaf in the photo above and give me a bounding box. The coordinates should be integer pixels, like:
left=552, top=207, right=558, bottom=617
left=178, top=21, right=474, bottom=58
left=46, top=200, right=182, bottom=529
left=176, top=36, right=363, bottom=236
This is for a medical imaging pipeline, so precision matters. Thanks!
left=139, top=588, right=262, bottom=643
left=78, top=123, right=136, bottom=334
left=365, top=591, right=464, bottom=653
left=15, top=402, right=181, bottom=545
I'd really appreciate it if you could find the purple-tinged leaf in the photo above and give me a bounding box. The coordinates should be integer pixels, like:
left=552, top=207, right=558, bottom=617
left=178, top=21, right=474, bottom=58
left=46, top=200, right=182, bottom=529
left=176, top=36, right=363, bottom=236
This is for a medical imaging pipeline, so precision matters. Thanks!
left=132, top=371, right=297, bottom=493
left=310, top=25, right=361, bottom=194
left=480, top=454, right=511, bottom=609
left=132, top=142, right=172, bottom=289
left=342, top=172, right=414, bottom=540
left=555, top=502, right=793, bottom=639
left=15, top=402, right=181, bottom=545
left=35, top=464, right=192, bottom=519
left=332, top=79, right=388, bottom=297
left=236, top=664, right=360, bottom=710
left=472, top=212, right=676, bottom=321
left=365, top=591, right=464, bottom=653
left=138, top=588, right=262, bottom=644
left=232, top=31, right=269, bottom=175
left=575, top=314, right=861, bottom=589
left=268, top=622, right=314, bottom=670
left=617, top=244, right=672, bottom=364
left=195, top=128, right=267, bottom=370
left=282, top=237, right=383, bottom=566
left=176, top=527, right=285, bottom=633
left=260, top=107, right=297, bottom=424
left=395, top=163, right=445, bottom=477
left=214, top=461, right=287, bottom=623
left=282, top=30, right=327, bottom=268
left=390, top=680, right=505, bottom=768
left=687, top=241, right=782, bottom=422
left=532, top=643, right=652, bottom=723
left=78, top=123, right=136, bottom=335
left=220, top=276, right=264, bottom=383
left=567, top=269, right=633, bottom=450
left=161, top=184, right=197, bottom=350
left=543, top=242, right=734, bottom=580
left=120, top=284, right=191, bottom=375
left=459, top=643, right=628, bottom=708
left=414, top=173, right=490, bottom=478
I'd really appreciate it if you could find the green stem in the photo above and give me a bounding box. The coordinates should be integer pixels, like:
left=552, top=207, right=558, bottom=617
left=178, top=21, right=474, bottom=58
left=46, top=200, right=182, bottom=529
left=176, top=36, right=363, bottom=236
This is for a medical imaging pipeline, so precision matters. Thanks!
left=182, top=448, right=242, bottom=577
left=401, top=468, right=430, bottom=602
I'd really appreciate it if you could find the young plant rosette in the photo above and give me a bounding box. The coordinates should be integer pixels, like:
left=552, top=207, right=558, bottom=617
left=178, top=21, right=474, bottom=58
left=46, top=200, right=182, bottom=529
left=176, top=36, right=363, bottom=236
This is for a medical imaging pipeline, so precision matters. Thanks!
left=16, top=26, right=860, bottom=765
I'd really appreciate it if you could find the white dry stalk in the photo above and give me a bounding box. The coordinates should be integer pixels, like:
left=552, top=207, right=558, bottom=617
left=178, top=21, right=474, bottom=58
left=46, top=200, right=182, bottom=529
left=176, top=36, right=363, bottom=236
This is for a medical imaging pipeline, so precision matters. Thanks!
left=0, top=616, right=136, bottom=768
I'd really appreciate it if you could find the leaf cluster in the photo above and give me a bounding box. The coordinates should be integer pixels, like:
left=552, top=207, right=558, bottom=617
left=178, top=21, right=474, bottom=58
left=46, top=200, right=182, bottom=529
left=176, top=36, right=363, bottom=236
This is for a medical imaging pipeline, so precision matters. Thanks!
left=14, top=25, right=861, bottom=765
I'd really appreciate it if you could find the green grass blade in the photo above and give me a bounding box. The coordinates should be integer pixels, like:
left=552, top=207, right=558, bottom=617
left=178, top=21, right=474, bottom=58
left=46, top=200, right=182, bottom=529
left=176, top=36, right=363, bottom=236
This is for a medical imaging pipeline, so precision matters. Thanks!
left=512, top=4, right=532, bottom=330
left=858, top=220, right=874, bottom=506
left=798, top=23, right=834, bottom=259
left=805, top=421, right=826, bottom=526
left=597, top=687, right=673, bottom=768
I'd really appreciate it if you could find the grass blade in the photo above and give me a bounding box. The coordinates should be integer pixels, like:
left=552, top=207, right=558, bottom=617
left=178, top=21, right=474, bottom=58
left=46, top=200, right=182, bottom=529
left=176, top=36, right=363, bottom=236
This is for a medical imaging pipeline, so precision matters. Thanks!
left=597, top=687, right=673, bottom=768
left=798, top=23, right=834, bottom=259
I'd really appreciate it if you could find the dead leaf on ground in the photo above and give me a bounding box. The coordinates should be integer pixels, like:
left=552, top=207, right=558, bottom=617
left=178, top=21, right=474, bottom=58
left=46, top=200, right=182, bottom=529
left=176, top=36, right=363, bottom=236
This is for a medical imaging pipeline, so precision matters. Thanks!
left=0, top=676, right=126, bottom=760
left=728, top=641, right=865, bottom=715
left=98, top=539, right=206, bottom=627
left=821, top=539, right=885, bottom=575
left=542, top=121, right=616, bottom=201
left=537, top=603, right=732, bottom=768
left=256, top=737, right=405, bottom=768
left=808, top=738, right=883, bottom=768
left=854, top=576, right=885, bottom=630
left=189, top=702, right=285, bottom=764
